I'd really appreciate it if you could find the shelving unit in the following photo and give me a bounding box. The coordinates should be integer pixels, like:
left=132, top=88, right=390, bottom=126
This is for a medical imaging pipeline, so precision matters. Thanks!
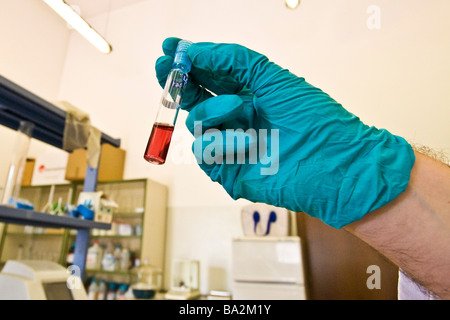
left=0, top=183, right=86, bottom=266
left=0, top=178, right=168, bottom=288
left=0, top=74, right=120, bottom=278
left=78, top=178, right=167, bottom=286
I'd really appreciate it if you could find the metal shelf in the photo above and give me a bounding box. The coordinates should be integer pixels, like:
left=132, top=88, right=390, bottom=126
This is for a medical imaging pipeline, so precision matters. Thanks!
left=0, top=73, right=121, bottom=279
left=0, top=74, right=120, bottom=149
left=0, top=205, right=110, bottom=230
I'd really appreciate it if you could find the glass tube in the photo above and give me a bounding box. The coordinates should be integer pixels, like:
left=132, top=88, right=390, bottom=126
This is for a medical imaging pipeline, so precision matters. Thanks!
left=144, top=40, right=192, bottom=165
left=1, top=121, right=35, bottom=205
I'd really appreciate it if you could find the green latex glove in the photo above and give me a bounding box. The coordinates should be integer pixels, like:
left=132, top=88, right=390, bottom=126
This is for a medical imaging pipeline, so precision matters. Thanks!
left=155, top=37, right=415, bottom=228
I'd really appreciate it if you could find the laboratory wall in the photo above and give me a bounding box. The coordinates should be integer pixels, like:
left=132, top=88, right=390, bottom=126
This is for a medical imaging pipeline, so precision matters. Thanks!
left=0, top=0, right=71, bottom=180
left=0, top=0, right=449, bottom=295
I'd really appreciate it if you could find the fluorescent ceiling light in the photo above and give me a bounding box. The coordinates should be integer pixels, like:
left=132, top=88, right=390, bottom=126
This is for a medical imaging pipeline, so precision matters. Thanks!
left=43, top=0, right=112, bottom=54
left=285, top=0, right=300, bottom=9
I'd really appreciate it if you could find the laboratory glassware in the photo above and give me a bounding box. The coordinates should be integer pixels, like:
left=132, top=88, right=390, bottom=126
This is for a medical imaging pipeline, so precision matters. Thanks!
left=131, top=260, right=162, bottom=299
left=1, top=121, right=34, bottom=205
left=144, top=40, right=192, bottom=165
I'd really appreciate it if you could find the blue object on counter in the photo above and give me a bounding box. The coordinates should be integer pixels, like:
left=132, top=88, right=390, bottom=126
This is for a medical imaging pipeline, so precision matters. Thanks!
left=16, top=201, right=34, bottom=210
left=68, top=208, right=80, bottom=218
left=10, top=198, right=34, bottom=210
left=77, top=204, right=94, bottom=220
left=65, top=204, right=79, bottom=218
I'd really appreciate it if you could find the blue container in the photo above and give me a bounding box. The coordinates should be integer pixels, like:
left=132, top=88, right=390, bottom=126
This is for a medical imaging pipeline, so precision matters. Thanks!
left=77, top=204, right=94, bottom=220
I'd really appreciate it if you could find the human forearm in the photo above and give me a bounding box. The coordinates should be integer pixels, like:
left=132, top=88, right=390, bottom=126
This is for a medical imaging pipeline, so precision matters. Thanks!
left=345, top=151, right=450, bottom=298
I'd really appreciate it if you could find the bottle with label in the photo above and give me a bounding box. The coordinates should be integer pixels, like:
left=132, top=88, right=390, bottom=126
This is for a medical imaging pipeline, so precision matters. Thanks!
left=86, top=241, right=103, bottom=270
left=97, top=279, right=107, bottom=300
left=113, top=244, right=122, bottom=271
left=116, top=284, right=128, bottom=300
left=120, top=248, right=130, bottom=271
left=101, top=242, right=115, bottom=271
left=106, top=282, right=117, bottom=300
left=87, top=278, right=98, bottom=300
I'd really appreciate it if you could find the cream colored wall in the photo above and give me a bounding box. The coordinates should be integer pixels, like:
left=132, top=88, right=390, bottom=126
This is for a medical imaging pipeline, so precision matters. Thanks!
left=0, top=0, right=70, bottom=101
left=0, top=0, right=71, bottom=184
left=1, top=0, right=449, bottom=294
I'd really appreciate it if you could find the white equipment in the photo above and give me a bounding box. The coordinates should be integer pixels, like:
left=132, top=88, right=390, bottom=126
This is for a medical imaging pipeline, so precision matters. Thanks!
left=232, top=236, right=306, bottom=300
left=0, top=260, right=87, bottom=300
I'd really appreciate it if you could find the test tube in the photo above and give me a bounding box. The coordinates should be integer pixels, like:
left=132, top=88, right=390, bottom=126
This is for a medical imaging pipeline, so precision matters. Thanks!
left=144, top=40, right=193, bottom=165
left=1, top=121, right=34, bottom=205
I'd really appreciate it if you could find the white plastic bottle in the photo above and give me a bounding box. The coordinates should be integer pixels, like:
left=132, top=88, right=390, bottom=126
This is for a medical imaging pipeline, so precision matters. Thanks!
left=86, top=241, right=103, bottom=270
left=106, top=283, right=117, bottom=300
left=113, top=244, right=122, bottom=271
left=97, top=279, right=107, bottom=300
left=116, top=284, right=128, bottom=300
left=87, top=278, right=98, bottom=300
left=120, top=248, right=130, bottom=271
left=101, top=242, right=115, bottom=271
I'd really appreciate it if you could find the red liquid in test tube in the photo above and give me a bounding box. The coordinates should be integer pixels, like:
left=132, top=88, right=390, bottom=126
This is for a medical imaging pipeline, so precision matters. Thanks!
left=143, top=40, right=192, bottom=166
left=144, top=122, right=175, bottom=165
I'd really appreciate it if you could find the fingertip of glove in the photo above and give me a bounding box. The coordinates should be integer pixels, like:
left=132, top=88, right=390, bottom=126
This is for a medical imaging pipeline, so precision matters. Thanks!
left=162, top=37, right=182, bottom=56
left=155, top=55, right=173, bottom=85
left=155, top=55, right=172, bottom=69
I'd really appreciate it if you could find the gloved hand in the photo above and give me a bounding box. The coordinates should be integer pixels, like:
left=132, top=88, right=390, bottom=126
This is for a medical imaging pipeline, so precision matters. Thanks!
left=155, top=37, right=415, bottom=228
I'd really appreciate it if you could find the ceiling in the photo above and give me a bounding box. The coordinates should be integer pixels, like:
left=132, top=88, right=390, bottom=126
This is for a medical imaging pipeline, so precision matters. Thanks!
left=65, top=0, right=147, bottom=18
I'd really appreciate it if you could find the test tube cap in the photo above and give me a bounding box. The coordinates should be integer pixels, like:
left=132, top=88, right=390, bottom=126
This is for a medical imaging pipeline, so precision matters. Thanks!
left=173, top=40, right=193, bottom=73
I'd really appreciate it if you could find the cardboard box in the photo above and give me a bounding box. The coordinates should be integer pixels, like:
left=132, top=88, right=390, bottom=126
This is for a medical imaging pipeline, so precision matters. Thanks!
left=65, top=143, right=126, bottom=182
left=21, top=158, right=35, bottom=186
